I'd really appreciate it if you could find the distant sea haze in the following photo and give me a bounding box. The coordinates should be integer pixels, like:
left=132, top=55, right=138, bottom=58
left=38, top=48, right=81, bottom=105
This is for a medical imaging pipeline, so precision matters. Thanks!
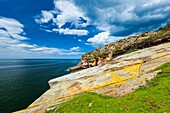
left=0, top=59, right=80, bottom=113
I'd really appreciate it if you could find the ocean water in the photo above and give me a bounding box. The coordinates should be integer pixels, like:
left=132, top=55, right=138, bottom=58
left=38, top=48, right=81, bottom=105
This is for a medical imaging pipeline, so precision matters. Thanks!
left=0, top=59, right=80, bottom=113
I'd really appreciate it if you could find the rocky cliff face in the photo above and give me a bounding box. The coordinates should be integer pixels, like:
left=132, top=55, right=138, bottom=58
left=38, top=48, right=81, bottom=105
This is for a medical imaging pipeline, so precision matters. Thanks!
left=69, top=22, right=170, bottom=72
left=15, top=42, right=170, bottom=113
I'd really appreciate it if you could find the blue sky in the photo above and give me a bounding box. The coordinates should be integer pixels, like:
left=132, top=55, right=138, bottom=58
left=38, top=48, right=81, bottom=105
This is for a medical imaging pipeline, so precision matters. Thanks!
left=0, top=0, right=170, bottom=59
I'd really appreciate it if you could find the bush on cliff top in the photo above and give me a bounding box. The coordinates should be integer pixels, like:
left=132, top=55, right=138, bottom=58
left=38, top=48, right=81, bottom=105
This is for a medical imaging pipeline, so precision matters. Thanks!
left=45, top=62, right=170, bottom=113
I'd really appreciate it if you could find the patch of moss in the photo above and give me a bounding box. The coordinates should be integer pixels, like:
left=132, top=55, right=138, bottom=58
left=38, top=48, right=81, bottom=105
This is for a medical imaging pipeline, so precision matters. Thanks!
left=45, top=62, right=170, bottom=113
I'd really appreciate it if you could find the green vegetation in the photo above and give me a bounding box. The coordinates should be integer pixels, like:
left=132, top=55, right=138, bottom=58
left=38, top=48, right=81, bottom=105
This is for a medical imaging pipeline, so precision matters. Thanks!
left=112, top=46, right=122, bottom=53
left=98, top=52, right=110, bottom=57
left=86, top=55, right=95, bottom=60
left=106, top=59, right=113, bottom=62
left=155, top=62, right=170, bottom=73
left=45, top=62, right=170, bottom=113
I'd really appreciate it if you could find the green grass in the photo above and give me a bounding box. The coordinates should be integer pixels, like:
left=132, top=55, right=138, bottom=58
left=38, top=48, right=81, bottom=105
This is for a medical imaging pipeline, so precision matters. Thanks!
left=45, top=62, right=170, bottom=113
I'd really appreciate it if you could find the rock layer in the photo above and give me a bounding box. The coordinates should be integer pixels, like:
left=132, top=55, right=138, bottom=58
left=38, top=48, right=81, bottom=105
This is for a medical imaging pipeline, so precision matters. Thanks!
left=14, top=42, right=170, bottom=113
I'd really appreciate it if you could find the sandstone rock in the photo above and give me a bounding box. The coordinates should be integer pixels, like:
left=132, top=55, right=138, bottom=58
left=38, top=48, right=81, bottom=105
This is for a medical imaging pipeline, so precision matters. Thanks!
left=15, top=42, right=170, bottom=113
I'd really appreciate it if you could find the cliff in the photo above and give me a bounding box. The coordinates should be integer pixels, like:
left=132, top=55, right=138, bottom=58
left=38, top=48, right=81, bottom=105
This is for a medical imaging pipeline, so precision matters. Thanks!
left=14, top=23, right=170, bottom=113
left=15, top=42, right=170, bottom=113
left=45, top=62, right=170, bottom=112
left=69, top=22, right=170, bottom=72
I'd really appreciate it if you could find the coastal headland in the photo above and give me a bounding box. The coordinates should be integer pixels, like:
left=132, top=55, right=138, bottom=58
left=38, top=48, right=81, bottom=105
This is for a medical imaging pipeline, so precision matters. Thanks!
left=15, top=23, right=170, bottom=113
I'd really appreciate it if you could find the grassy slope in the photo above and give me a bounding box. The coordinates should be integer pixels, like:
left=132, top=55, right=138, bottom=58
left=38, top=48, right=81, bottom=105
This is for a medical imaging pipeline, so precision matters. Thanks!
left=46, top=62, right=170, bottom=113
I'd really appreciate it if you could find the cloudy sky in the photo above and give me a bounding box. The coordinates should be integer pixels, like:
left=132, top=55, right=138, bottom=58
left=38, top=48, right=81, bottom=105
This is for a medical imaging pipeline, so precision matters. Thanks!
left=0, top=0, right=170, bottom=59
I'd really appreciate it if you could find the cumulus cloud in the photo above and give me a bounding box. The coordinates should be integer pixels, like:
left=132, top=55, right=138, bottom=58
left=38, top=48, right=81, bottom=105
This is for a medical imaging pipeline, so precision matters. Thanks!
left=35, top=10, right=54, bottom=24
left=0, top=17, right=83, bottom=58
left=87, top=31, right=124, bottom=47
left=73, top=0, right=170, bottom=36
left=35, top=0, right=170, bottom=46
left=52, top=28, right=88, bottom=36
left=53, top=0, right=89, bottom=28
left=35, top=0, right=89, bottom=36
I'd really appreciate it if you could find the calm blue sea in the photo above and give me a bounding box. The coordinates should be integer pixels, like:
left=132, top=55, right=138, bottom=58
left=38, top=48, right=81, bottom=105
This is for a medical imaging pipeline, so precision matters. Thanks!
left=0, top=59, right=80, bottom=113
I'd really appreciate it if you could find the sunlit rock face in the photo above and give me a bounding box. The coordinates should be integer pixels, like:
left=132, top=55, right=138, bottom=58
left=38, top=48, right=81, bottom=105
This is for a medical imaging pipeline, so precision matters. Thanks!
left=15, top=42, right=170, bottom=113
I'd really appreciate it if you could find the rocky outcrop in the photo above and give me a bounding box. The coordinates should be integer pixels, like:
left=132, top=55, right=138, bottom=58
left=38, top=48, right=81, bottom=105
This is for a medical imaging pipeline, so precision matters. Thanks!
left=69, top=22, right=170, bottom=72
left=15, top=42, right=170, bottom=113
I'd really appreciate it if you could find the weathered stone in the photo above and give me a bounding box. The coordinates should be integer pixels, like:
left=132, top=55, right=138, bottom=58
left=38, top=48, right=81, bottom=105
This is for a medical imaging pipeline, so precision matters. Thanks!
left=14, top=42, right=170, bottom=113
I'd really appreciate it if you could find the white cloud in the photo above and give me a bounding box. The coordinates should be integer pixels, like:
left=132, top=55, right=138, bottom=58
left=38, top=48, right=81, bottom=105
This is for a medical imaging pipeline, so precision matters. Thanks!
left=143, top=0, right=165, bottom=7
left=70, top=46, right=80, bottom=51
left=0, top=17, right=28, bottom=40
left=53, top=0, right=89, bottom=28
left=35, top=10, right=54, bottom=24
left=87, top=31, right=124, bottom=47
left=34, top=0, right=170, bottom=48
left=35, top=0, right=89, bottom=36
left=31, top=46, right=83, bottom=55
left=10, top=34, right=28, bottom=40
left=52, top=28, right=88, bottom=36
left=78, top=39, right=81, bottom=42
left=30, top=47, right=62, bottom=54
left=72, top=0, right=170, bottom=36
left=14, top=44, right=37, bottom=48
left=35, top=0, right=170, bottom=38
left=44, top=29, right=53, bottom=32
left=0, top=17, right=84, bottom=58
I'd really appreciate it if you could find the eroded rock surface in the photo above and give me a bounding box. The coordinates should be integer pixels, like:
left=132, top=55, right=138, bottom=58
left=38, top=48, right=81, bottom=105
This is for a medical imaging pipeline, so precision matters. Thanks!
left=15, top=42, right=170, bottom=113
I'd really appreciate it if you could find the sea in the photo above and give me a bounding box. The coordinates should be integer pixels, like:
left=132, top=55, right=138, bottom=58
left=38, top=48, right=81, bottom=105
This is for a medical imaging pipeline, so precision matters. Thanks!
left=0, top=59, right=80, bottom=113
